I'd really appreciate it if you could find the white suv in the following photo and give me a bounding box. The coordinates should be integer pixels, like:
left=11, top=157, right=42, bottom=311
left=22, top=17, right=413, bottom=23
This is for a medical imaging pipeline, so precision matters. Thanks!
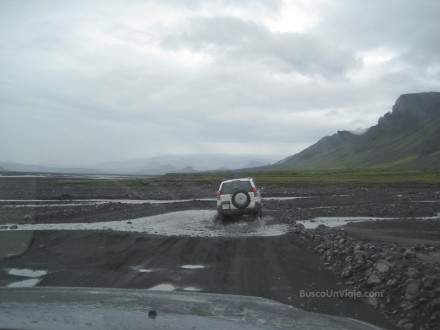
left=216, top=178, right=262, bottom=220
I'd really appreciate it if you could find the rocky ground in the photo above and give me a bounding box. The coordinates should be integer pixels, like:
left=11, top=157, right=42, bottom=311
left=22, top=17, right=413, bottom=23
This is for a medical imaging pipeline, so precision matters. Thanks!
left=0, top=176, right=440, bottom=329
left=293, top=223, right=440, bottom=330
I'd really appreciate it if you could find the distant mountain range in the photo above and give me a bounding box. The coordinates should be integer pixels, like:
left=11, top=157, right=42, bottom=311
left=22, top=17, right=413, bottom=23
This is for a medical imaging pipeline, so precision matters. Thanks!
left=0, top=154, right=278, bottom=175
left=270, top=92, right=440, bottom=170
left=95, top=154, right=275, bottom=174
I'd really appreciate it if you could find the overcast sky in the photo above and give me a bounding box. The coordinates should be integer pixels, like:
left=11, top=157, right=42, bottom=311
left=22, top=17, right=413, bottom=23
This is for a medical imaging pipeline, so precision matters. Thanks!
left=1, top=0, right=439, bottom=166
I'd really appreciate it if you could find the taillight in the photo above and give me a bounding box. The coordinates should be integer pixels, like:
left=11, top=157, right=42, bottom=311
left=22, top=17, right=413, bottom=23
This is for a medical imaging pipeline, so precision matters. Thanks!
left=252, top=187, right=257, bottom=193
left=216, top=191, right=221, bottom=197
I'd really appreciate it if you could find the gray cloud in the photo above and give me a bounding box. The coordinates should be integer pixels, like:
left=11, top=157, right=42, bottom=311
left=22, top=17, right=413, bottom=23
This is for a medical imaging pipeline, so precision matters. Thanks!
left=0, top=0, right=439, bottom=166
left=156, top=0, right=283, bottom=12
left=313, top=0, right=440, bottom=68
left=160, top=16, right=361, bottom=78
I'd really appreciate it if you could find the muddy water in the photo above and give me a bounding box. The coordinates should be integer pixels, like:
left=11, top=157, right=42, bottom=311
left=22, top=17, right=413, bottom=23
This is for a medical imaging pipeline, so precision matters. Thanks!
left=3, top=207, right=440, bottom=235
left=0, top=199, right=194, bottom=206
left=3, top=268, right=48, bottom=288
left=0, top=196, right=306, bottom=208
left=297, top=217, right=396, bottom=229
left=297, top=213, right=440, bottom=229
left=1, top=210, right=290, bottom=237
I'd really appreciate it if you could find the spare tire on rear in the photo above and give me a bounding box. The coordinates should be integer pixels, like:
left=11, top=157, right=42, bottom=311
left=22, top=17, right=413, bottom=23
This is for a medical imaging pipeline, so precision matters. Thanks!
left=231, top=190, right=251, bottom=209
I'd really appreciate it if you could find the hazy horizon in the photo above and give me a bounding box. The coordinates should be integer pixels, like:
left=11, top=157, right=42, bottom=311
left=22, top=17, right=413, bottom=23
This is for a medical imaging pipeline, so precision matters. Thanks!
left=0, top=153, right=285, bottom=172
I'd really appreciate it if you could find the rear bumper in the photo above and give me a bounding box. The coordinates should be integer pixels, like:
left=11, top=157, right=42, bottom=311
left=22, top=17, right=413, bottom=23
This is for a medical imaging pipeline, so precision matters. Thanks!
left=217, top=203, right=261, bottom=216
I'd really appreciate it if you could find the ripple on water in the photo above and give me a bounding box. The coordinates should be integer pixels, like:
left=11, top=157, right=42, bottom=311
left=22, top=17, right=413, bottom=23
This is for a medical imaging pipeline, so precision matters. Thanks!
left=181, top=265, right=205, bottom=269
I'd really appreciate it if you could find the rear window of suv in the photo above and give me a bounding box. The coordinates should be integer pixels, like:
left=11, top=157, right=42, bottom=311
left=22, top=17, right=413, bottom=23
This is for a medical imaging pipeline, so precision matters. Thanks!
left=221, top=181, right=253, bottom=194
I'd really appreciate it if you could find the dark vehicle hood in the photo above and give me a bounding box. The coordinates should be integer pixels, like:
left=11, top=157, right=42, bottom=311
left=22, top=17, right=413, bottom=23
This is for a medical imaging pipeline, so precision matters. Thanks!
left=0, top=287, right=383, bottom=329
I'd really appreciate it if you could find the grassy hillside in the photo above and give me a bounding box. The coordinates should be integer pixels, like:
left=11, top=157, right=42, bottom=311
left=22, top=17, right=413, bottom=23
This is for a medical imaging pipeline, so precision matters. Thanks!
left=271, top=92, right=440, bottom=170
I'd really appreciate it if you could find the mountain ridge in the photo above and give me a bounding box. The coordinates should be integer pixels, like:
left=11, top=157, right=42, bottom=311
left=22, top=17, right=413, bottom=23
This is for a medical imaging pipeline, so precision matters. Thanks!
left=271, top=92, right=440, bottom=170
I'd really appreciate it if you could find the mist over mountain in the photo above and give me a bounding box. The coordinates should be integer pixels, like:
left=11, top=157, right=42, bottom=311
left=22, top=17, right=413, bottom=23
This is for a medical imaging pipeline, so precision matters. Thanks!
left=243, top=161, right=269, bottom=169
left=0, top=154, right=282, bottom=175
left=96, top=154, right=281, bottom=174
left=271, top=92, right=440, bottom=170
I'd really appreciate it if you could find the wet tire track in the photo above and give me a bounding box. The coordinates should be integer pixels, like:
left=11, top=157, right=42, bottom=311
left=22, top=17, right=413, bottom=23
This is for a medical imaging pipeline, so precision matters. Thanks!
left=1, top=229, right=395, bottom=329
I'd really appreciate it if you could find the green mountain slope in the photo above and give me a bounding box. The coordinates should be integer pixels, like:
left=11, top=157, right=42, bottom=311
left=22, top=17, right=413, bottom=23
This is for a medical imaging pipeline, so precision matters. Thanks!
left=272, top=92, right=440, bottom=170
